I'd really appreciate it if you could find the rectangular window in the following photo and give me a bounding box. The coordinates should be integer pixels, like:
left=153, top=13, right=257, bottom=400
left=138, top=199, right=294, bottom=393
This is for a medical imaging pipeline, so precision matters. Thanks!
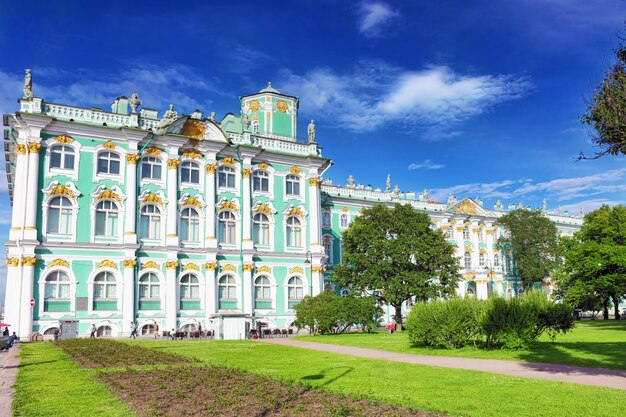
left=50, top=152, right=62, bottom=169
left=64, top=153, right=75, bottom=170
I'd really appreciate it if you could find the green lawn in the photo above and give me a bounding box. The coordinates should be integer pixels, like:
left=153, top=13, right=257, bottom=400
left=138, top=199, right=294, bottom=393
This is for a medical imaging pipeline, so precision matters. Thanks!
left=293, top=320, right=626, bottom=370
left=133, top=339, right=626, bottom=417
left=12, top=343, right=135, bottom=417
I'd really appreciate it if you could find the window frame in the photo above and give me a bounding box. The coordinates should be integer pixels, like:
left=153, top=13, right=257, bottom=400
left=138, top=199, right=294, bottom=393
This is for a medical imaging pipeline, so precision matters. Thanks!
left=180, top=160, right=201, bottom=186
left=140, top=156, right=164, bottom=182
left=139, top=204, right=163, bottom=242
left=217, top=210, right=237, bottom=245
left=285, top=174, right=301, bottom=197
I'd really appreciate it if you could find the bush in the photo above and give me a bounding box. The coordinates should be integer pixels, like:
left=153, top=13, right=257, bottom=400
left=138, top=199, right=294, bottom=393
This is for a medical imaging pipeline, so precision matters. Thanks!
left=406, top=297, right=486, bottom=348
left=482, top=297, right=536, bottom=349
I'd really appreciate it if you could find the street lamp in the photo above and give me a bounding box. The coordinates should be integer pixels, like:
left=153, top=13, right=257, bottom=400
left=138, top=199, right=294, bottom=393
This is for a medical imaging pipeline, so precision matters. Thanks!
left=485, top=259, right=494, bottom=296
left=304, top=251, right=312, bottom=296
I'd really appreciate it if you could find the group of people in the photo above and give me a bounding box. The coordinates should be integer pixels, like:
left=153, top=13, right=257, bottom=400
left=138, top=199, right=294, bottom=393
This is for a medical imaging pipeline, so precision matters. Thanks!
left=1, top=327, right=19, bottom=350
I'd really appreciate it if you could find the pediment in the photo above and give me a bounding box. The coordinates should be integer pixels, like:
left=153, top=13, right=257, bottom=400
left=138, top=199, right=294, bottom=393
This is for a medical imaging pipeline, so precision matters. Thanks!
left=445, top=198, right=492, bottom=217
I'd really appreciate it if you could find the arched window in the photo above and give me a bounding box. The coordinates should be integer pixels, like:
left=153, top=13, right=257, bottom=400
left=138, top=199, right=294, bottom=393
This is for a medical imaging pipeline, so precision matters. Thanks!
left=494, top=254, right=501, bottom=268
left=254, top=276, right=271, bottom=301
left=251, top=119, right=259, bottom=133
left=44, top=271, right=70, bottom=301
left=464, top=252, right=472, bottom=270
left=138, top=273, right=160, bottom=300
left=141, top=324, right=156, bottom=336
left=477, top=227, right=484, bottom=241
left=463, top=227, right=470, bottom=240
left=286, top=216, right=301, bottom=247
left=218, top=275, right=237, bottom=301
left=140, top=204, right=161, bottom=239
left=252, top=213, right=270, bottom=245
left=505, top=255, right=512, bottom=273
left=96, top=325, right=112, bottom=337
left=218, top=166, right=236, bottom=188
left=43, top=327, right=59, bottom=336
left=95, top=200, right=119, bottom=237
left=47, top=196, right=73, bottom=234
left=340, top=214, right=349, bottom=229
left=287, top=276, right=304, bottom=303
left=181, top=323, right=197, bottom=333
left=141, top=156, right=162, bottom=180
left=50, top=145, right=75, bottom=170
left=180, top=207, right=200, bottom=242
left=323, top=236, right=333, bottom=264
left=285, top=174, right=300, bottom=196
left=478, top=253, right=486, bottom=268
left=97, top=151, right=120, bottom=175
left=181, top=161, right=200, bottom=184
left=322, top=211, right=331, bottom=228
left=447, top=227, right=454, bottom=239
left=218, top=211, right=236, bottom=244
left=93, top=271, right=116, bottom=310
left=253, top=170, right=269, bottom=192
left=180, top=274, right=200, bottom=300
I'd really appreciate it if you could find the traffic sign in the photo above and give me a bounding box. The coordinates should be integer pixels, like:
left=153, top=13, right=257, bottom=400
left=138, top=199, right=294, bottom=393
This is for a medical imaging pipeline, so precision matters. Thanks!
left=30, top=298, right=35, bottom=307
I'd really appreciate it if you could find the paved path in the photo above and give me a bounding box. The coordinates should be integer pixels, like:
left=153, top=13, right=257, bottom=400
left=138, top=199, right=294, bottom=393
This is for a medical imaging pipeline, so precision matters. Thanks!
left=0, top=344, right=20, bottom=417
left=261, top=338, right=626, bottom=390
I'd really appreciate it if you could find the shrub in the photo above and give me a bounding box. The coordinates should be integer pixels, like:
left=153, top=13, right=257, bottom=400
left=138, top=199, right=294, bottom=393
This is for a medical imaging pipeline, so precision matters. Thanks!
left=482, top=297, right=536, bottom=349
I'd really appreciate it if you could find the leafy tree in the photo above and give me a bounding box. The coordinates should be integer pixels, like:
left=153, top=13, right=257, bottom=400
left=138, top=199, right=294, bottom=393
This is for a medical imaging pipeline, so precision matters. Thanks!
left=557, top=205, right=626, bottom=319
left=497, top=209, right=559, bottom=287
left=580, top=38, right=626, bottom=159
left=331, top=204, right=460, bottom=329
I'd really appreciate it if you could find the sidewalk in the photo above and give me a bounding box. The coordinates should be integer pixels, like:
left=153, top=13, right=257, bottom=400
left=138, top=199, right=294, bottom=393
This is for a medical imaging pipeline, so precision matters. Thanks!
left=261, top=338, right=626, bottom=390
left=0, top=344, right=20, bottom=417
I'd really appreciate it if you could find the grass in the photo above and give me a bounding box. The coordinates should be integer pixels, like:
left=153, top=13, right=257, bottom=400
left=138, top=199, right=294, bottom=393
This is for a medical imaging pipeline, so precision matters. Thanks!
left=132, top=339, right=626, bottom=417
left=293, top=320, right=626, bottom=370
left=12, top=342, right=135, bottom=417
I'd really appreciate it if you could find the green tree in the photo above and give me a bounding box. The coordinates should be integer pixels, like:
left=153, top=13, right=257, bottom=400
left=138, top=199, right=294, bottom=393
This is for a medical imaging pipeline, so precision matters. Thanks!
left=331, top=204, right=460, bottom=329
left=497, top=209, right=559, bottom=287
left=557, top=205, right=626, bottom=319
left=580, top=39, right=626, bottom=159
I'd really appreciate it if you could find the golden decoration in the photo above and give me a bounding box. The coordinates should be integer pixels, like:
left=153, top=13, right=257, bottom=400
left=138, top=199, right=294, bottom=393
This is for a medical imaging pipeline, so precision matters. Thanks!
left=183, top=263, right=199, bottom=271
left=257, top=266, right=271, bottom=273
left=341, top=207, right=349, bottom=213
left=487, top=272, right=495, bottom=279
left=102, top=140, right=115, bottom=149
left=123, top=259, right=137, bottom=269
left=204, top=262, right=218, bottom=271
left=308, top=177, right=322, bottom=187
left=16, top=144, right=26, bottom=155
left=288, top=207, right=304, bottom=216
left=493, top=225, right=499, bottom=230
left=289, top=166, right=302, bottom=175
left=249, top=100, right=261, bottom=112
left=465, top=273, right=475, bottom=280
left=449, top=220, right=456, bottom=225
left=181, top=120, right=206, bottom=139
left=219, top=201, right=238, bottom=212
left=221, top=264, right=236, bottom=272
left=464, top=246, right=473, bottom=253
left=464, top=221, right=471, bottom=226
left=141, top=261, right=160, bottom=270
left=323, top=235, right=332, bottom=244
left=479, top=224, right=485, bottom=229
left=242, top=168, right=253, bottom=178
left=243, top=263, right=255, bottom=272
left=97, top=188, right=121, bottom=202
left=257, top=162, right=268, bottom=170
left=54, top=134, right=73, bottom=143
left=97, top=259, right=117, bottom=269
left=276, top=100, right=288, bottom=113
left=50, top=184, right=75, bottom=200
left=454, top=200, right=478, bottom=215
left=441, top=225, right=449, bottom=231
left=126, top=153, right=140, bottom=164
left=472, top=228, right=480, bottom=233
left=479, top=248, right=487, bottom=254
left=181, top=196, right=202, bottom=209
left=188, top=139, right=200, bottom=147
left=6, top=257, right=19, bottom=267
left=311, top=266, right=326, bottom=273
left=205, top=164, right=217, bottom=174
left=255, top=204, right=272, bottom=214
left=456, top=227, right=465, bottom=232
left=182, top=149, right=203, bottom=159
left=165, top=261, right=179, bottom=270
left=290, top=267, right=303, bottom=274
left=49, top=258, right=69, bottom=268
left=145, top=146, right=162, bottom=156
left=167, top=159, right=180, bottom=169
left=221, top=157, right=235, bottom=165
left=486, top=229, right=493, bottom=235
left=142, top=193, right=163, bottom=205
left=505, top=249, right=511, bottom=255
left=27, top=142, right=42, bottom=153
left=494, top=248, right=500, bottom=253
left=21, top=257, right=38, bottom=267
left=251, top=114, right=260, bottom=121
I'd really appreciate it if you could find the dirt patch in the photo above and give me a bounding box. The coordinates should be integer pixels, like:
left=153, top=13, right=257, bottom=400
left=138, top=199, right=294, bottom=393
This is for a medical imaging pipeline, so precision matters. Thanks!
left=56, top=339, right=195, bottom=368
left=97, top=365, right=446, bottom=417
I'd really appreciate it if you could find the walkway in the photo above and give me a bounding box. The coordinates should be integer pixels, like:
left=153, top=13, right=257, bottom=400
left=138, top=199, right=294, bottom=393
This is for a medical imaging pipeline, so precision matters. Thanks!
left=261, top=338, right=626, bottom=390
left=0, top=344, right=20, bottom=417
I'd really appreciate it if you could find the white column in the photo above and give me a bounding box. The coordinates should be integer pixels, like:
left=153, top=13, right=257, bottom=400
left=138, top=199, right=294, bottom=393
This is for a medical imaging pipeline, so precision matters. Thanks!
left=122, top=260, right=136, bottom=328
left=124, top=154, right=139, bottom=243
left=18, top=257, right=36, bottom=337
left=9, top=148, right=27, bottom=240
left=242, top=167, right=253, bottom=250
left=242, top=263, right=253, bottom=314
left=23, top=142, right=41, bottom=241
left=476, top=281, right=488, bottom=299
left=307, top=177, right=322, bottom=246
left=205, top=263, right=217, bottom=316
left=205, top=163, right=217, bottom=249
left=165, top=261, right=178, bottom=331
left=311, top=266, right=323, bottom=296
left=166, top=158, right=179, bottom=246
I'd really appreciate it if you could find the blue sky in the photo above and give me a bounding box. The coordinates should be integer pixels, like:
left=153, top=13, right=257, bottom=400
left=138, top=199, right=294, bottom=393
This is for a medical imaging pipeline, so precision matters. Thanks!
left=0, top=0, right=625, bottom=302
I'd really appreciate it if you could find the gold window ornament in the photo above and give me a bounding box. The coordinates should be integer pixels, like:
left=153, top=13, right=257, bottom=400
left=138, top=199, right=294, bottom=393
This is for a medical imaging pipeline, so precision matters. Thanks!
left=126, top=153, right=140, bottom=164
left=165, top=261, right=179, bottom=270
left=54, top=134, right=73, bottom=143
left=49, top=258, right=70, bottom=268
left=182, top=263, right=199, bottom=271
left=141, top=261, right=160, bottom=270
left=97, top=259, right=117, bottom=269
left=123, top=259, right=137, bottom=269
left=221, top=264, right=236, bottom=271
left=257, top=265, right=271, bottom=273
left=204, top=262, right=218, bottom=271
left=102, top=140, right=116, bottom=149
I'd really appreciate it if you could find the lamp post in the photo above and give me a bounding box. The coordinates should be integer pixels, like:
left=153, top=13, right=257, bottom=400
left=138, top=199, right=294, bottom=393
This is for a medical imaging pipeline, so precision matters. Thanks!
left=304, top=251, right=312, bottom=296
left=485, top=259, right=494, bottom=297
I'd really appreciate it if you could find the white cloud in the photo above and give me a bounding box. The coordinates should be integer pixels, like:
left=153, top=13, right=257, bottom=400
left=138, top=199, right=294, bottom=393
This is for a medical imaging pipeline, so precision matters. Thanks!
left=357, top=1, right=400, bottom=38
left=430, top=179, right=527, bottom=202
left=560, top=199, right=624, bottom=216
left=280, top=62, right=532, bottom=135
left=408, top=159, right=445, bottom=170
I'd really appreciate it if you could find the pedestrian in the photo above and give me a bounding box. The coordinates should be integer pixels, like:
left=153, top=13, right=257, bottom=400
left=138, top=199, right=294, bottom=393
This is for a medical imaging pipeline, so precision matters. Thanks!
left=390, top=320, right=396, bottom=334
left=170, top=328, right=176, bottom=340
left=7, top=332, right=18, bottom=348
left=154, top=322, right=159, bottom=339
left=129, top=322, right=137, bottom=339
left=2, top=327, right=8, bottom=336
left=89, top=324, right=96, bottom=338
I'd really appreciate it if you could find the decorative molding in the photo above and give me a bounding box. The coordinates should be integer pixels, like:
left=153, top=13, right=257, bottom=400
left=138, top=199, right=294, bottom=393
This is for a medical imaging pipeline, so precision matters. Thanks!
left=141, top=192, right=164, bottom=205
left=16, top=144, right=26, bottom=155
left=242, top=263, right=255, bottom=272
left=252, top=201, right=276, bottom=215
left=257, top=265, right=271, bottom=273
left=454, top=200, right=478, bottom=215
left=456, top=227, right=465, bottom=232
left=167, top=159, right=180, bottom=169
left=221, top=264, right=236, bottom=272
left=181, top=120, right=206, bottom=140
left=449, top=220, right=456, bottom=225
left=102, top=140, right=115, bottom=149
left=179, top=193, right=204, bottom=209
left=465, top=273, right=475, bottom=280
left=288, top=207, right=304, bottom=216
left=204, top=262, right=218, bottom=271
left=165, top=261, right=179, bottom=270
left=290, top=266, right=303, bottom=274
left=123, top=259, right=137, bottom=269
left=218, top=199, right=238, bottom=212
left=182, top=149, right=203, bottom=160
left=96, top=188, right=121, bottom=202
left=464, top=246, right=473, bottom=253
left=479, top=248, right=487, bottom=254
left=341, top=207, right=349, bottom=212
left=144, top=146, right=162, bottom=156
left=221, top=157, right=235, bottom=165
left=486, top=229, right=493, bottom=235
left=27, top=142, right=42, bottom=153
left=472, top=228, right=480, bottom=233
left=54, top=134, right=73, bottom=143
left=257, top=162, right=269, bottom=170
left=311, top=266, right=326, bottom=273
left=242, top=168, right=253, bottom=178
left=126, top=153, right=140, bottom=164
left=49, top=258, right=69, bottom=268
left=97, top=259, right=117, bottom=269
left=205, top=164, right=217, bottom=174
left=43, top=181, right=81, bottom=201
left=182, top=263, right=199, bottom=271
left=21, top=257, right=38, bottom=267
left=289, top=165, right=302, bottom=175
left=6, top=258, right=19, bottom=267
left=308, top=177, right=322, bottom=187
left=141, top=261, right=160, bottom=270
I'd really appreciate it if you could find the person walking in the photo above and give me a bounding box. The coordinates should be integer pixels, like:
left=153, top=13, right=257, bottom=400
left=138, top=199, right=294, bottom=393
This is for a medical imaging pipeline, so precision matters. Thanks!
left=129, top=322, right=137, bottom=339
left=153, top=322, right=159, bottom=339
left=89, top=324, right=97, bottom=338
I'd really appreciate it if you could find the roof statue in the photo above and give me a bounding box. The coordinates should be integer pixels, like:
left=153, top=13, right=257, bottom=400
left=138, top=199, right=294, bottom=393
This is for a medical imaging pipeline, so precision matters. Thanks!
left=420, top=188, right=429, bottom=201
left=557, top=206, right=562, bottom=215
left=580, top=207, right=585, bottom=217
left=209, top=112, right=215, bottom=121
left=241, top=112, right=251, bottom=132
left=517, top=202, right=523, bottom=209
left=23, top=69, right=33, bottom=99
left=347, top=175, right=355, bottom=187
left=447, top=193, right=457, bottom=205
left=385, top=175, right=391, bottom=192
left=393, top=184, right=400, bottom=195
left=307, top=120, right=316, bottom=144
left=129, top=92, right=141, bottom=113
left=542, top=198, right=547, bottom=211
left=495, top=199, right=503, bottom=210
left=156, top=104, right=178, bottom=133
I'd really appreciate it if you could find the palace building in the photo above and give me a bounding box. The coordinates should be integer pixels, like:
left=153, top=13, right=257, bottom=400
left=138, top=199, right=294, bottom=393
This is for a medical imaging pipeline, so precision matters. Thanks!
left=2, top=73, right=583, bottom=339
